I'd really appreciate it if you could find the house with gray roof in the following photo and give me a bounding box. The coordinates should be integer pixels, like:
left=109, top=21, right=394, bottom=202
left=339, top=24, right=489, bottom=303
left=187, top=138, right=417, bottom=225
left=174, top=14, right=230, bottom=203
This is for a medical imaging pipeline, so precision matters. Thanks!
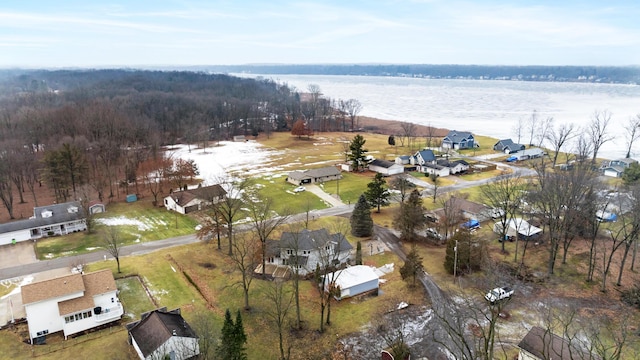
left=602, top=158, right=638, bottom=178
left=493, top=139, right=525, bottom=154
left=164, top=184, right=226, bottom=214
left=287, top=166, right=342, bottom=186
left=512, top=148, right=546, bottom=161
left=0, top=201, right=88, bottom=246
left=127, top=308, right=199, bottom=360
left=442, top=130, right=475, bottom=150
left=262, top=228, right=353, bottom=276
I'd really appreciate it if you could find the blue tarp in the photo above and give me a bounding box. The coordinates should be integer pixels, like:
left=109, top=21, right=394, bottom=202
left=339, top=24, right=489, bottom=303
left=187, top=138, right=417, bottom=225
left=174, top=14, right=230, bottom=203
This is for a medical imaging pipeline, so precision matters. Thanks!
left=462, top=219, right=480, bottom=229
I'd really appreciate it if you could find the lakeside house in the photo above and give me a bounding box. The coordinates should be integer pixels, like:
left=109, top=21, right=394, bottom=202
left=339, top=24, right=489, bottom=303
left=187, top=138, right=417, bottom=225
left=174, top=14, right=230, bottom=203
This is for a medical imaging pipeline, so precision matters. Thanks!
left=0, top=201, right=89, bottom=246
left=493, top=139, right=525, bottom=153
left=602, top=158, right=638, bottom=178
left=441, top=130, right=475, bottom=150
left=21, top=269, right=123, bottom=343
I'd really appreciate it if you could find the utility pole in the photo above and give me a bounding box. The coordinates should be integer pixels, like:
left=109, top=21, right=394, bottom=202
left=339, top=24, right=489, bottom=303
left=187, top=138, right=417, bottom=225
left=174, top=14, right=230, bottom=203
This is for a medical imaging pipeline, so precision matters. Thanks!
left=453, top=240, right=458, bottom=278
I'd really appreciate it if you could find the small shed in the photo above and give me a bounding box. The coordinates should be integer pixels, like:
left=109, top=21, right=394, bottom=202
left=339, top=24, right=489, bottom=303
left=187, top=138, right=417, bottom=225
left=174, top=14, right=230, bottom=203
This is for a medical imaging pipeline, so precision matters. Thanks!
left=324, top=265, right=379, bottom=300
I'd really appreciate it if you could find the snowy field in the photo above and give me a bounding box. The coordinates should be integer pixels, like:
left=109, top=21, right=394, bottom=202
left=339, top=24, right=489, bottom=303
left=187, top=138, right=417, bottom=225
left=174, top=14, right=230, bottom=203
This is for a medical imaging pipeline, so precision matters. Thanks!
left=166, top=140, right=286, bottom=185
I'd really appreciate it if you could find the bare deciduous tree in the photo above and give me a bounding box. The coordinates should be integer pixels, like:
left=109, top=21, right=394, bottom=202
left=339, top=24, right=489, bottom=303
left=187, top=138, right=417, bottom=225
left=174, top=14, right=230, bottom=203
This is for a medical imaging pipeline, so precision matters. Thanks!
left=623, top=114, right=640, bottom=159
left=229, top=232, right=260, bottom=310
left=261, top=280, right=294, bottom=360
left=343, top=98, right=362, bottom=131
left=545, top=122, right=577, bottom=167
left=588, top=109, right=614, bottom=164
left=101, top=226, right=122, bottom=273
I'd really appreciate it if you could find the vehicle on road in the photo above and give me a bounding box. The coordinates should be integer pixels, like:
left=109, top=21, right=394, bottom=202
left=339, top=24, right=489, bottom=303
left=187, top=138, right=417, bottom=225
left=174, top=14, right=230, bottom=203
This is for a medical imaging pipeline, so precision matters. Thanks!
left=485, top=286, right=514, bottom=303
left=293, top=186, right=306, bottom=193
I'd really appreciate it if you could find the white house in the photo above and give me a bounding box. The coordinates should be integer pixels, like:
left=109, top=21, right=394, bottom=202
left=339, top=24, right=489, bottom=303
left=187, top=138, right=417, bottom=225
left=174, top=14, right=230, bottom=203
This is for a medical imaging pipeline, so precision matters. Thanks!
left=164, top=184, right=226, bottom=214
left=263, top=228, right=353, bottom=276
left=127, top=308, right=199, bottom=360
left=422, top=163, right=450, bottom=177
left=512, top=148, right=545, bottom=161
left=324, top=265, right=379, bottom=300
left=493, top=218, right=542, bottom=241
left=368, top=159, right=404, bottom=176
left=436, top=159, right=470, bottom=174
left=0, top=201, right=87, bottom=246
left=21, top=269, right=123, bottom=343
left=287, top=166, right=342, bottom=185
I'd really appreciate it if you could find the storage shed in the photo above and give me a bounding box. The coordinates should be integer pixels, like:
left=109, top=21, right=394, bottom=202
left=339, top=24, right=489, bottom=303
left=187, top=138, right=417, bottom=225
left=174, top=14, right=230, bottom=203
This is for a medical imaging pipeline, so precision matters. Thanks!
left=324, top=265, right=379, bottom=300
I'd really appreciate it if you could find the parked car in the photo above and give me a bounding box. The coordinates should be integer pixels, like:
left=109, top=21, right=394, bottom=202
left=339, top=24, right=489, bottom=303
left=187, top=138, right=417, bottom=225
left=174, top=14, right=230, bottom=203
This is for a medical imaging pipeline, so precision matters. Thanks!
left=505, top=156, right=518, bottom=162
left=461, top=219, right=480, bottom=230
left=490, top=208, right=505, bottom=219
left=293, top=186, right=306, bottom=193
left=425, top=228, right=443, bottom=240
left=485, top=286, right=514, bottom=304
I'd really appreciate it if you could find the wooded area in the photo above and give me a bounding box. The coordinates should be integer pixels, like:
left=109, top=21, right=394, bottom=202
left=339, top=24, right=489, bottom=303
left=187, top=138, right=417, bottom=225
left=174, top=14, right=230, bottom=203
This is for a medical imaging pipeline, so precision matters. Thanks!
left=0, top=69, right=361, bottom=220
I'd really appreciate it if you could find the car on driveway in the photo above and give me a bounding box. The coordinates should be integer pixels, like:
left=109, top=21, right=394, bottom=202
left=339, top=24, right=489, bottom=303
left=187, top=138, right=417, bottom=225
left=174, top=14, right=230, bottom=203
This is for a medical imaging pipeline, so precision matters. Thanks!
left=505, top=155, right=518, bottom=162
left=293, top=186, right=306, bottom=193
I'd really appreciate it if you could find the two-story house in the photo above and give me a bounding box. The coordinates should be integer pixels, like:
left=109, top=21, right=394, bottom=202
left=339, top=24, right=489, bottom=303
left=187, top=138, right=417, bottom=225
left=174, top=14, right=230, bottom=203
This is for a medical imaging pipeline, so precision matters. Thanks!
left=265, top=228, right=353, bottom=276
left=441, top=130, right=475, bottom=150
left=602, top=158, right=638, bottom=178
left=21, top=269, right=123, bottom=343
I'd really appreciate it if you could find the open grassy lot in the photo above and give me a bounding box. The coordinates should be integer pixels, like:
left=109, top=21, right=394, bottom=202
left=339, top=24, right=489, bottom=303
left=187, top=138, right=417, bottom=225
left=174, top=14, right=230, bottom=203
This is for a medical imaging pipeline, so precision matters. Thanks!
left=321, top=171, right=376, bottom=205
left=35, top=198, right=198, bottom=260
left=253, top=176, right=328, bottom=214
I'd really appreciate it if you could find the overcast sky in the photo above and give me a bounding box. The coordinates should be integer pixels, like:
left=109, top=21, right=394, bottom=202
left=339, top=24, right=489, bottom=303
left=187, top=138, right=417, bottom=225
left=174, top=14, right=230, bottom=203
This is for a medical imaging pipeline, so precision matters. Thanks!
left=2, top=0, right=639, bottom=68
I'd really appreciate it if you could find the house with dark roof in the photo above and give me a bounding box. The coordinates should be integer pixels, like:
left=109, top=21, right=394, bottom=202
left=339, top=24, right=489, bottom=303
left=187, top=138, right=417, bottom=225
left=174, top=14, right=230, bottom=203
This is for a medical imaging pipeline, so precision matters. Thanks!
left=127, top=308, right=199, bottom=360
left=436, top=159, right=470, bottom=174
left=602, top=158, right=638, bottom=178
left=164, top=184, right=226, bottom=214
left=0, top=201, right=87, bottom=246
left=260, top=228, right=353, bottom=276
left=518, top=326, right=600, bottom=360
left=21, top=269, right=122, bottom=343
left=287, top=166, right=342, bottom=185
left=432, top=197, right=493, bottom=224
left=441, top=130, right=475, bottom=150
left=493, top=139, right=525, bottom=154
left=512, top=148, right=546, bottom=161
left=422, top=162, right=450, bottom=177
left=368, top=159, right=404, bottom=176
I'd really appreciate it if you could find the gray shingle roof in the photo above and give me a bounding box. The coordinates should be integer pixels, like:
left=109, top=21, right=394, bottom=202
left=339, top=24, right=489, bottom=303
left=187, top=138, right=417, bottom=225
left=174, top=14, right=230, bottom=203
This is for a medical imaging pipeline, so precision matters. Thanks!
left=280, top=228, right=352, bottom=252
left=443, top=130, right=473, bottom=144
left=0, top=201, right=85, bottom=234
left=369, top=159, right=396, bottom=168
left=129, top=309, right=197, bottom=358
left=288, top=166, right=341, bottom=181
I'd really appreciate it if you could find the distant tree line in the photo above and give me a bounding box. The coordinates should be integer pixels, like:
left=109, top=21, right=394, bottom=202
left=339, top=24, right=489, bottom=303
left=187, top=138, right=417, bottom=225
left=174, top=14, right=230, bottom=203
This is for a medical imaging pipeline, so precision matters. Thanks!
left=201, top=64, right=640, bottom=84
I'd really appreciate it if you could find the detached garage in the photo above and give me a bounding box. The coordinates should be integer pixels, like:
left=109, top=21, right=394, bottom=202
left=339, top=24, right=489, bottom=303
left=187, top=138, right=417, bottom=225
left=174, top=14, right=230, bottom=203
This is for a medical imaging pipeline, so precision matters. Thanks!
left=368, top=159, right=404, bottom=176
left=324, top=265, right=379, bottom=300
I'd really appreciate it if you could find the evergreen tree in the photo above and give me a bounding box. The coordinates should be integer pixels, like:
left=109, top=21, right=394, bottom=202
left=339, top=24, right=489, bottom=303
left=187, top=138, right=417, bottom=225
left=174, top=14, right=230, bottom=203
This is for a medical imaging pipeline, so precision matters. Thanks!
left=444, top=229, right=484, bottom=275
left=217, top=309, right=247, bottom=360
left=351, top=194, right=373, bottom=237
left=348, top=134, right=368, bottom=171
left=234, top=310, right=247, bottom=359
left=355, top=241, right=363, bottom=265
left=394, top=189, right=425, bottom=242
left=365, top=173, right=390, bottom=213
left=400, top=245, right=424, bottom=287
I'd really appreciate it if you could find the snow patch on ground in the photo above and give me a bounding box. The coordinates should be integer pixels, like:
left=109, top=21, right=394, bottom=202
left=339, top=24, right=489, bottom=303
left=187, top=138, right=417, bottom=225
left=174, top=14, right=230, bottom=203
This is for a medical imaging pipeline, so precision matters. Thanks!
left=168, top=141, right=284, bottom=184
left=96, top=216, right=153, bottom=231
left=0, top=276, right=33, bottom=300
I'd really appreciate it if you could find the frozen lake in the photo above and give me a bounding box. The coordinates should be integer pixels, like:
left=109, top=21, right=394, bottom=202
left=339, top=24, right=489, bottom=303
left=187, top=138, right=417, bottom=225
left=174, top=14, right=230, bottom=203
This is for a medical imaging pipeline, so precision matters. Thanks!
left=238, top=74, right=640, bottom=160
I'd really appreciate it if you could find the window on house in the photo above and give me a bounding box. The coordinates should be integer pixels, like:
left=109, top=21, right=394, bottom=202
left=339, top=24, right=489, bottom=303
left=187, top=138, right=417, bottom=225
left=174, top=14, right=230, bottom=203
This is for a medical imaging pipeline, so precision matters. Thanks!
left=286, top=249, right=293, bottom=255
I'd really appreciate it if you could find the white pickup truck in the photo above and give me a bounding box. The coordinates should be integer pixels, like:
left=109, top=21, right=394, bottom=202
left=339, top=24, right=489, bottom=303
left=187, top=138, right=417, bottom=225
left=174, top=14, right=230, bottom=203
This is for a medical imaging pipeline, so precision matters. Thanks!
left=484, top=286, right=514, bottom=303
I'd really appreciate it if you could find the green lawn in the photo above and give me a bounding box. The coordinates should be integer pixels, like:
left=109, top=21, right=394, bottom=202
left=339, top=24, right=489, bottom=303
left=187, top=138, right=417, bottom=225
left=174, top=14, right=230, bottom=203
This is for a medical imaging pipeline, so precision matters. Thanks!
left=116, top=276, right=157, bottom=321
left=321, top=171, right=374, bottom=204
left=35, top=199, right=197, bottom=259
left=253, top=176, right=328, bottom=214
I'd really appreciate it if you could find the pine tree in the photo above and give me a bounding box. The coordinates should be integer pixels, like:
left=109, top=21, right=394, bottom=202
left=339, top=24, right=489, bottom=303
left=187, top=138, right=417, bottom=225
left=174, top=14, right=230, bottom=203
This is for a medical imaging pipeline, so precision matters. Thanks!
left=394, top=189, right=425, bottom=242
left=351, top=194, right=373, bottom=237
left=216, top=309, right=247, bottom=360
left=348, top=134, right=368, bottom=171
left=365, top=173, right=390, bottom=213
left=355, top=241, right=363, bottom=265
left=400, top=246, right=424, bottom=287
left=234, top=310, right=247, bottom=360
